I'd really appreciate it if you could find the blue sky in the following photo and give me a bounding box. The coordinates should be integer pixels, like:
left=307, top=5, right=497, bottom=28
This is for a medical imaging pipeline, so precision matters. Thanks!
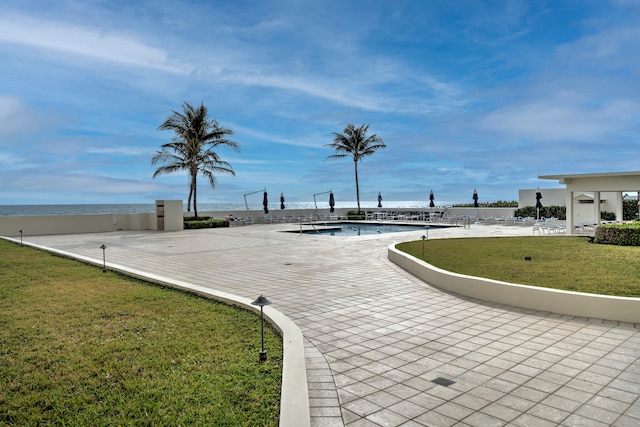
left=1, top=0, right=639, bottom=207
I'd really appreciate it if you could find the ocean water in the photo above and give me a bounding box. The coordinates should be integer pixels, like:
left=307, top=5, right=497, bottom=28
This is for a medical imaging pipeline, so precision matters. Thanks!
left=0, top=201, right=456, bottom=216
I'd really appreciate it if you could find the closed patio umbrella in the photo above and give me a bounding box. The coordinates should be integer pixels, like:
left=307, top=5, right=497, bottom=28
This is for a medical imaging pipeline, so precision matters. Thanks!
left=263, top=191, right=269, bottom=214
left=429, top=190, right=435, bottom=208
left=280, top=193, right=285, bottom=210
left=535, top=190, right=543, bottom=209
left=473, top=189, right=479, bottom=208
left=329, top=192, right=335, bottom=213
left=378, top=192, right=383, bottom=208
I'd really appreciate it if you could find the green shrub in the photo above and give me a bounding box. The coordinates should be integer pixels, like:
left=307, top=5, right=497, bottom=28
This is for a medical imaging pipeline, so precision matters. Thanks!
left=515, top=205, right=566, bottom=220
left=623, top=199, right=640, bottom=220
left=347, top=210, right=365, bottom=220
left=594, top=223, right=640, bottom=246
left=454, top=200, right=518, bottom=208
left=601, top=211, right=616, bottom=221
left=183, top=219, right=229, bottom=229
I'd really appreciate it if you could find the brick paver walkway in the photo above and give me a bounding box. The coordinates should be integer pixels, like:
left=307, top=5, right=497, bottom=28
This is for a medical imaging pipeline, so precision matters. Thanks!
left=25, top=223, right=640, bottom=426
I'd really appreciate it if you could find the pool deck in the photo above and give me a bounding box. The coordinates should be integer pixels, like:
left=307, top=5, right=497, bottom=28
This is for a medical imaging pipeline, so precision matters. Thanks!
left=21, top=222, right=640, bottom=426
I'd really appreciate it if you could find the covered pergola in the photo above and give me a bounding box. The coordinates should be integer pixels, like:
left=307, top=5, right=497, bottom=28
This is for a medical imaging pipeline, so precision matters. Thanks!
left=539, top=171, right=640, bottom=234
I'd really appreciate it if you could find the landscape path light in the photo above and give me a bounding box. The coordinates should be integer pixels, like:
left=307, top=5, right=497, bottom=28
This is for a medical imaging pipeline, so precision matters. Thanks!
left=251, top=295, right=272, bottom=362
left=421, top=235, right=426, bottom=258
left=100, top=244, right=107, bottom=272
left=19, top=229, right=23, bottom=246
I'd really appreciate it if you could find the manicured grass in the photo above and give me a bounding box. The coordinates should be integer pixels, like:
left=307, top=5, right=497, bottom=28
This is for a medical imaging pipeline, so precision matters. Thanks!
left=0, top=239, right=282, bottom=426
left=396, top=236, right=640, bottom=297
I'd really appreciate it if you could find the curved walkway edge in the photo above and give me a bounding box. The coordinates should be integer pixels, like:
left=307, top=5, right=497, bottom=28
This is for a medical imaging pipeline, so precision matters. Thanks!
left=2, top=237, right=310, bottom=427
left=388, top=244, right=640, bottom=324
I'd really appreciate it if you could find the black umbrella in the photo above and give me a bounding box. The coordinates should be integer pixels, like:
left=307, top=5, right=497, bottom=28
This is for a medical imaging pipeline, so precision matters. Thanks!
left=377, top=192, right=383, bottom=208
left=535, top=191, right=543, bottom=209
left=429, top=190, right=435, bottom=208
left=263, top=191, right=269, bottom=214
left=473, top=189, right=479, bottom=208
left=329, top=192, right=335, bottom=213
left=280, top=193, right=285, bottom=210
left=535, top=190, right=543, bottom=220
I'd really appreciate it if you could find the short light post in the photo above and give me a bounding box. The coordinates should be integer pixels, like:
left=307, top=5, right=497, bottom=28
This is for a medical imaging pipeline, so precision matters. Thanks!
left=251, top=295, right=272, bottom=362
left=19, top=229, right=23, bottom=246
left=421, top=235, right=426, bottom=258
left=100, top=244, right=107, bottom=272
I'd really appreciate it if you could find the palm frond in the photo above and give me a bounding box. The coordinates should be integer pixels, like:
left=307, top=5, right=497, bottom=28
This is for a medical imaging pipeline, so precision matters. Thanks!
left=325, top=123, right=386, bottom=214
left=152, top=102, right=240, bottom=211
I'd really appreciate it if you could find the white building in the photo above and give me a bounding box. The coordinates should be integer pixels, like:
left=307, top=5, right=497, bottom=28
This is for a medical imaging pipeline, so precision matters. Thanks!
left=535, top=171, right=640, bottom=234
left=518, top=188, right=631, bottom=223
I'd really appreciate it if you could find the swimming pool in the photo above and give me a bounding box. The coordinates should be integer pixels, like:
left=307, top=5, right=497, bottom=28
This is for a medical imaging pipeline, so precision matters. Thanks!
left=299, top=222, right=450, bottom=236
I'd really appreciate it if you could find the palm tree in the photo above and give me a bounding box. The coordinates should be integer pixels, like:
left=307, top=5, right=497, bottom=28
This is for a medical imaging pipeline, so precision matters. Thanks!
left=325, top=123, right=386, bottom=214
left=152, top=102, right=239, bottom=218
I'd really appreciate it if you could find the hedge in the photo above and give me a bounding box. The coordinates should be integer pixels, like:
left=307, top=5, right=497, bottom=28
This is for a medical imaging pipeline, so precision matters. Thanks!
left=594, top=222, right=640, bottom=246
left=514, top=205, right=566, bottom=220
left=515, top=200, right=639, bottom=221
left=183, top=219, right=230, bottom=229
left=347, top=210, right=365, bottom=220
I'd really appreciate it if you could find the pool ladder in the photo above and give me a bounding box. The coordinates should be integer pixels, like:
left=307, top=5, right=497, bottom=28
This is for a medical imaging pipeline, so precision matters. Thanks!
left=299, top=212, right=324, bottom=234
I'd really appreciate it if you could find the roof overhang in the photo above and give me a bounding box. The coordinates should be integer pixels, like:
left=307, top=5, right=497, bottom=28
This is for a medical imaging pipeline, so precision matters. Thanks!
left=539, top=171, right=640, bottom=192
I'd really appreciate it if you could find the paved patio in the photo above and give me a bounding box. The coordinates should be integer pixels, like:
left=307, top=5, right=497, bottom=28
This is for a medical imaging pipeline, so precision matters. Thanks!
left=25, top=223, right=640, bottom=426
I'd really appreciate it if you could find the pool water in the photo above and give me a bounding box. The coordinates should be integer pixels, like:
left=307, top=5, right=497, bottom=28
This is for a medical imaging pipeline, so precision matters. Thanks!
left=304, top=222, right=444, bottom=236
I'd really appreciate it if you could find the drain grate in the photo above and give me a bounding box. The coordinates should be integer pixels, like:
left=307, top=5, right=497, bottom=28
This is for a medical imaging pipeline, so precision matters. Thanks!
left=432, top=377, right=456, bottom=387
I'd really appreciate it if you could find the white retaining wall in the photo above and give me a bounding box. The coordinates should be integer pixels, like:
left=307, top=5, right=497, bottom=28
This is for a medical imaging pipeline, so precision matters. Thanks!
left=388, top=244, right=640, bottom=324
left=0, top=213, right=156, bottom=237
left=0, top=207, right=519, bottom=237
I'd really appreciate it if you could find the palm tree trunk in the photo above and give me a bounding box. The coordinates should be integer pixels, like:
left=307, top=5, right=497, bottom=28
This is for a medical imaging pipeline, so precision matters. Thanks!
left=187, top=185, right=193, bottom=212
left=192, top=174, right=198, bottom=218
left=354, top=160, right=361, bottom=214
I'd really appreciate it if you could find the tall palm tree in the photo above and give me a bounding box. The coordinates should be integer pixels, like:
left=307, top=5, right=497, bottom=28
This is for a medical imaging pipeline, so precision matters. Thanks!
left=152, top=102, right=239, bottom=218
left=325, top=123, right=386, bottom=214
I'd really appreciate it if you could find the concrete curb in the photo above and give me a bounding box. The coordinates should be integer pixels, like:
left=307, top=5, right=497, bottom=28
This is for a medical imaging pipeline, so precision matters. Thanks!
left=3, top=237, right=310, bottom=427
left=388, top=243, right=640, bottom=324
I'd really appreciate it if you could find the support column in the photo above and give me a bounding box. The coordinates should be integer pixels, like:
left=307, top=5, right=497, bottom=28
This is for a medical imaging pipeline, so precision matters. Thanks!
left=615, top=192, right=623, bottom=224
left=594, top=191, right=601, bottom=227
left=566, top=190, right=574, bottom=234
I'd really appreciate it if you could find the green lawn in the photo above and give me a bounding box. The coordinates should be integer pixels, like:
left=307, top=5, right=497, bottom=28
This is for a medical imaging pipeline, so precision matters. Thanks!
left=396, top=236, right=640, bottom=297
left=0, top=239, right=282, bottom=426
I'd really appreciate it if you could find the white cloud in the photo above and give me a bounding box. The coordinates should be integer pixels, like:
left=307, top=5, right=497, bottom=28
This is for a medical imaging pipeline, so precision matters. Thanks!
left=610, top=0, right=640, bottom=7
left=555, top=26, right=640, bottom=69
left=87, top=147, right=151, bottom=156
left=207, top=65, right=463, bottom=115
left=0, top=95, right=23, bottom=120
left=0, top=151, right=32, bottom=170
left=0, top=95, right=65, bottom=140
left=480, top=96, right=638, bottom=141
left=233, top=124, right=323, bottom=148
left=0, top=14, right=189, bottom=74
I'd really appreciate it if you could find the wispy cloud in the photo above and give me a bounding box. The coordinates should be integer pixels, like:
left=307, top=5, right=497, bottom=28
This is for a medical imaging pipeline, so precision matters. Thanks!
left=555, top=26, right=640, bottom=71
left=480, top=96, right=638, bottom=142
left=86, top=147, right=152, bottom=156
left=0, top=13, right=189, bottom=73
left=461, top=0, right=538, bottom=45
left=0, top=95, right=66, bottom=140
left=0, top=152, right=33, bottom=170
